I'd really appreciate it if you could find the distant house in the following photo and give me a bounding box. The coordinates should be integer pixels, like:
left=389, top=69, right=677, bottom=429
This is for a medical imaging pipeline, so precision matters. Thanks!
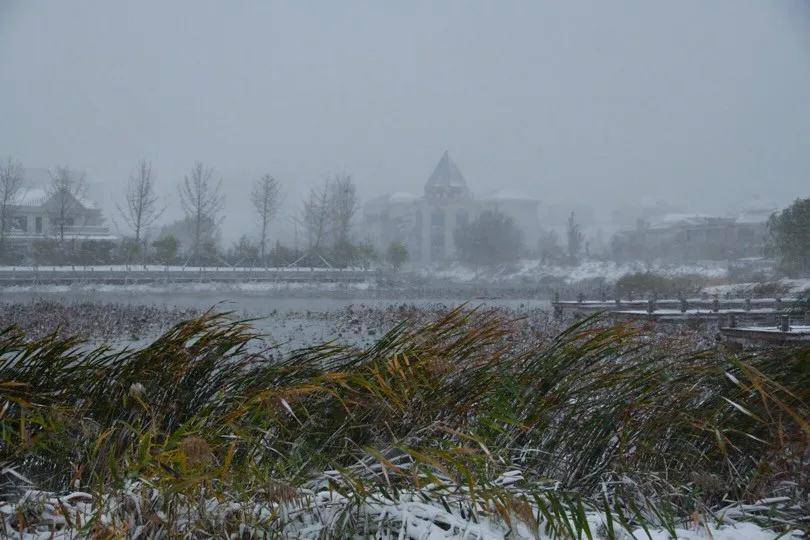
left=363, top=152, right=540, bottom=264
left=610, top=209, right=773, bottom=262
left=4, top=170, right=115, bottom=252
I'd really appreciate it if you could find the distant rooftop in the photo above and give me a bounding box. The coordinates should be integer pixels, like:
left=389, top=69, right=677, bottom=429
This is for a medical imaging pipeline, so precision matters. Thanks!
left=650, top=213, right=714, bottom=227
left=736, top=207, right=777, bottom=224
left=426, top=151, right=467, bottom=190
left=16, top=187, right=49, bottom=207
left=18, top=168, right=100, bottom=210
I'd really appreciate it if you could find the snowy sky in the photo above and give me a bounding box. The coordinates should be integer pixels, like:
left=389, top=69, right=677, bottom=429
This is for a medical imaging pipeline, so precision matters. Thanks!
left=1, top=1, right=809, bottom=241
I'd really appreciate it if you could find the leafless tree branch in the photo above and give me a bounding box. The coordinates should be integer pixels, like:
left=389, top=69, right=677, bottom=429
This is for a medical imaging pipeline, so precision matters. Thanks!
left=251, top=174, right=282, bottom=264
left=178, top=161, right=225, bottom=261
left=0, top=157, right=24, bottom=247
left=117, top=159, right=165, bottom=245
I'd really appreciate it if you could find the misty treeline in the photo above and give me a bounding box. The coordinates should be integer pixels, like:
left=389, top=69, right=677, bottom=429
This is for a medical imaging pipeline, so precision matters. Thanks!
left=0, top=155, right=581, bottom=270
left=0, top=159, right=391, bottom=269
left=2, top=156, right=810, bottom=276
left=0, top=157, right=585, bottom=270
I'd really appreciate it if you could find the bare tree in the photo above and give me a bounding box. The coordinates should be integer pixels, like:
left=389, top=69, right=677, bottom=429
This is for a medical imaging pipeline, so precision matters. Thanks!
left=302, top=179, right=331, bottom=252
left=328, top=174, right=358, bottom=248
left=48, top=166, right=87, bottom=244
left=251, top=174, right=281, bottom=265
left=566, top=211, right=584, bottom=263
left=118, top=159, right=164, bottom=246
left=178, top=162, right=225, bottom=263
left=0, top=157, right=24, bottom=248
left=325, top=174, right=359, bottom=266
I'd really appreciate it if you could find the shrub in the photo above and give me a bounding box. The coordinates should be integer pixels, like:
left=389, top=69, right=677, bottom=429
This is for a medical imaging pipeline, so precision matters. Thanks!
left=750, top=281, right=792, bottom=298
left=386, top=241, right=408, bottom=270
left=151, top=234, right=179, bottom=264
left=615, top=272, right=709, bottom=298
left=769, top=198, right=810, bottom=276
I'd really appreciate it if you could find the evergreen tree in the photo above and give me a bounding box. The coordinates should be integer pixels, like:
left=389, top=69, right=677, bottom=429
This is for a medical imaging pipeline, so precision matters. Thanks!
left=768, top=198, right=810, bottom=276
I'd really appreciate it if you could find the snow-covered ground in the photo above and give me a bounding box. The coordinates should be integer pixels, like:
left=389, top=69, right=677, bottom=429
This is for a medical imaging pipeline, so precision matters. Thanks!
left=2, top=485, right=793, bottom=539
left=0, top=260, right=732, bottom=284
left=0, top=280, right=374, bottom=295
left=0, top=265, right=365, bottom=272
left=419, top=259, right=730, bottom=284
left=705, top=278, right=810, bottom=297
left=4, top=260, right=802, bottom=297
left=733, top=325, right=810, bottom=334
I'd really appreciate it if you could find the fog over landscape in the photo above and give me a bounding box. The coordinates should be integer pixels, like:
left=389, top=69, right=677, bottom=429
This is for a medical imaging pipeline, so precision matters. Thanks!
left=2, top=1, right=809, bottom=242
left=2, top=3, right=810, bottom=539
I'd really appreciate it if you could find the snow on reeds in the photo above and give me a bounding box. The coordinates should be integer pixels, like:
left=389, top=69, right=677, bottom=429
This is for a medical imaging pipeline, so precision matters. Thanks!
left=0, top=309, right=807, bottom=537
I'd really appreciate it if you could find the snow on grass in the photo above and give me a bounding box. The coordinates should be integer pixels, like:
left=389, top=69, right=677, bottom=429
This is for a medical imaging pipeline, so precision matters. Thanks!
left=705, top=278, right=810, bottom=297
left=0, top=265, right=364, bottom=272
left=638, top=522, right=784, bottom=540
left=1, top=260, right=736, bottom=291
left=1, top=485, right=790, bottom=539
left=418, top=259, right=729, bottom=284
left=0, top=280, right=373, bottom=295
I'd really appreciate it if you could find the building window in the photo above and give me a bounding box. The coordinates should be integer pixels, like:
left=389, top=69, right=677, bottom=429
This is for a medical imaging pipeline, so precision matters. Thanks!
left=456, top=210, right=468, bottom=229
left=12, top=216, right=27, bottom=232
left=35, top=217, right=43, bottom=234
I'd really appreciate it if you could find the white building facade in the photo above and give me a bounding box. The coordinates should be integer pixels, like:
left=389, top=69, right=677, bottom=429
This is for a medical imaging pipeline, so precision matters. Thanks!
left=363, top=152, right=540, bottom=264
left=3, top=170, right=115, bottom=253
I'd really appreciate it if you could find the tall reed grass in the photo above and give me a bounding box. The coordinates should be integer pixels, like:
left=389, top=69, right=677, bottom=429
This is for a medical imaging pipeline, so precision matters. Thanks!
left=1, top=308, right=807, bottom=537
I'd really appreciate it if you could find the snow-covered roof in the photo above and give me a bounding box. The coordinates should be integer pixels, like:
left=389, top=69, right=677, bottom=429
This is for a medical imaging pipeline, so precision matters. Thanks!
left=16, top=188, right=49, bottom=207
left=426, top=151, right=467, bottom=189
left=14, top=187, right=99, bottom=210
left=736, top=208, right=776, bottom=224
left=648, top=213, right=716, bottom=228
left=18, top=168, right=100, bottom=210
left=76, top=194, right=99, bottom=210
left=647, top=210, right=773, bottom=229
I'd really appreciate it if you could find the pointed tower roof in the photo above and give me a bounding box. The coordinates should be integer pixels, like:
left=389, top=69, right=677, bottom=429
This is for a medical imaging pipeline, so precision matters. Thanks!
left=426, top=151, right=467, bottom=189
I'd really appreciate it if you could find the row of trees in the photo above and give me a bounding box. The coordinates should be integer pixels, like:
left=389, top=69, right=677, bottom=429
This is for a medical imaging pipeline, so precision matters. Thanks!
left=117, top=162, right=371, bottom=267
left=1, top=156, right=404, bottom=269
left=3, top=153, right=595, bottom=270
left=1, top=153, right=580, bottom=269
left=0, top=157, right=24, bottom=250
left=452, top=210, right=589, bottom=268
left=11, top=154, right=804, bottom=274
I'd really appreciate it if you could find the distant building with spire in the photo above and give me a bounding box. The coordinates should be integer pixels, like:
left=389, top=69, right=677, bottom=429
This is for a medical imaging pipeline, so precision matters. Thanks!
left=424, top=151, right=471, bottom=202
left=363, top=152, right=539, bottom=264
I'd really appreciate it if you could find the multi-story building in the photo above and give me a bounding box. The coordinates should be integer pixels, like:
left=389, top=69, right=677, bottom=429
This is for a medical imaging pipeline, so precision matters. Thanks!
left=363, top=152, right=540, bottom=264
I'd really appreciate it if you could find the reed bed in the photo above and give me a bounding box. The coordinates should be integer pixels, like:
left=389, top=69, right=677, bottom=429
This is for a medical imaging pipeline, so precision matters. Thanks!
left=0, top=308, right=807, bottom=538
